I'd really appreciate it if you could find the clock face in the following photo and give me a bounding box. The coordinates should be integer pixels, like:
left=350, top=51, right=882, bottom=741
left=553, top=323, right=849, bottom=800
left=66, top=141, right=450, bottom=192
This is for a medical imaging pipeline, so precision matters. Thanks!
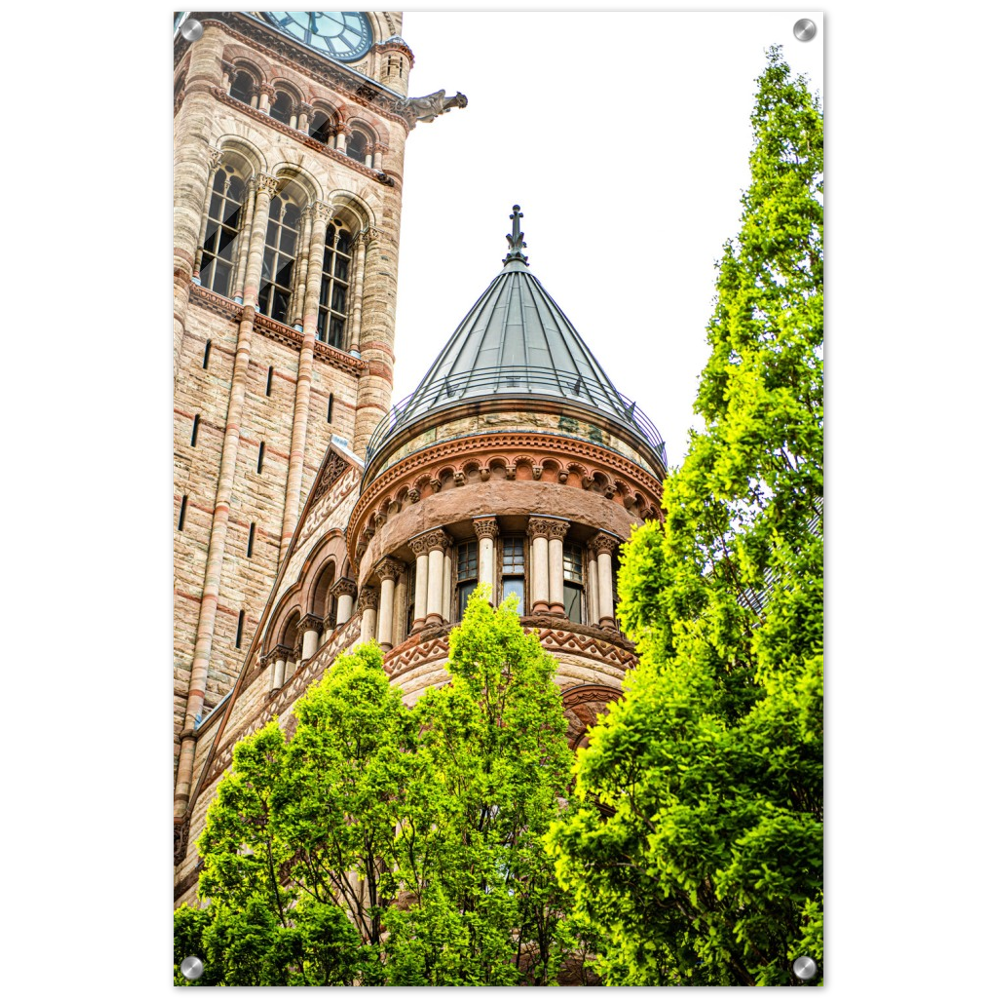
left=263, top=12, right=373, bottom=62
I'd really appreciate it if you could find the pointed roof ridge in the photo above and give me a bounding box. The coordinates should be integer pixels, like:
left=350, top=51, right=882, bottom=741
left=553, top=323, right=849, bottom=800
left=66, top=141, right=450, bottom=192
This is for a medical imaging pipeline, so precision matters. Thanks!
left=364, top=206, right=666, bottom=475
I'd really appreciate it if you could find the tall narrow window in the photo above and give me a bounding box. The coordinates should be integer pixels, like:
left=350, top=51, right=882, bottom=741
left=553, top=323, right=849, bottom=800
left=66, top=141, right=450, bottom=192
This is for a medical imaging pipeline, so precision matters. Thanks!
left=346, top=130, right=367, bottom=163
left=202, top=340, right=212, bottom=369
left=200, top=166, right=245, bottom=297
left=229, top=70, right=254, bottom=105
left=327, top=393, right=334, bottom=423
left=258, top=193, right=301, bottom=324
left=563, top=542, right=585, bottom=624
left=257, top=441, right=265, bottom=474
left=177, top=495, right=188, bottom=531
left=270, top=91, right=293, bottom=125
left=501, top=537, right=525, bottom=614
left=190, top=414, right=200, bottom=447
left=247, top=522, right=256, bottom=558
left=456, top=541, right=478, bottom=619
left=235, top=610, right=245, bottom=649
left=317, top=222, right=352, bottom=348
left=266, top=366, right=274, bottom=396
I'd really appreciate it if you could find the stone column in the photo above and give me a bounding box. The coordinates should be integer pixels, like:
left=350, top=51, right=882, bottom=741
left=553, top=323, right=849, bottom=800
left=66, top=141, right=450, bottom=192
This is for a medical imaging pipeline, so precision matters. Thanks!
left=323, top=611, right=337, bottom=644
left=289, top=203, right=314, bottom=330
left=267, top=645, right=291, bottom=692
left=527, top=518, right=551, bottom=615
left=334, top=124, right=348, bottom=151
left=546, top=519, right=570, bottom=616
left=587, top=547, right=600, bottom=625
left=232, top=180, right=257, bottom=305
left=348, top=229, right=369, bottom=356
left=474, top=517, right=499, bottom=604
left=220, top=60, right=235, bottom=92
left=358, top=587, right=378, bottom=643
left=421, top=529, right=451, bottom=627
left=376, top=558, right=404, bottom=651
left=333, top=578, right=357, bottom=626
left=298, top=613, right=323, bottom=660
left=296, top=102, right=313, bottom=134
left=440, top=540, right=453, bottom=624
left=392, top=566, right=408, bottom=646
left=255, top=82, right=274, bottom=115
left=373, top=142, right=387, bottom=172
left=241, top=174, right=279, bottom=304
left=409, top=533, right=433, bottom=631
left=590, top=532, right=619, bottom=630
left=279, top=202, right=333, bottom=561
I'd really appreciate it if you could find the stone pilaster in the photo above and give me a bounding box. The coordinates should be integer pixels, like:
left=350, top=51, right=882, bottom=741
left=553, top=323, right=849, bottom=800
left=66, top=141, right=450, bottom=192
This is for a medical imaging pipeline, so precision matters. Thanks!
left=589, top=532, right=620, bottom=630
left=420, top=529, right=451, bottom=627
left=474, top=517, right=499, bottom=603
left=527, top=518, right=552, bottom=615
left=546, top=519, right=570, bottom=616
left=358, top=586, right=378, bottom=644
left=298, top=613, right=324, bottom=660
left=333, top=577, right=357, bottom=625
left=376, top=558, right=404, bottom=650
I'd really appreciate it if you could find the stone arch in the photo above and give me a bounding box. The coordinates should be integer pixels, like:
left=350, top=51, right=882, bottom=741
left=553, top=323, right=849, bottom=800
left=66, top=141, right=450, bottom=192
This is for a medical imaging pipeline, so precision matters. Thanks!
left=308, top=557, right=339, bottom=618
left=327, top=190, right=376, bottom=237
left=272, top=163, right=321, bottom=207
left=214, top=135, right=265, bottom=178
left=561, top=683, right=621, bottom=751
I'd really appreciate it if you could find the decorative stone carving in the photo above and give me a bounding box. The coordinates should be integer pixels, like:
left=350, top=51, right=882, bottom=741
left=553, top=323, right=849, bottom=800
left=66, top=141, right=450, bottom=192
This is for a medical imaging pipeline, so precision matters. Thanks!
left=423, top=528, right=451, bottom=552
left=376, top=556, right=405, bottom=582
left=312, top=452, right=348, bottom=500
left=297, top=614, right=323, bottom=638
left=398, top=89, right=468, bottom=125
left=357, top=586, right=378, bottom=613
left=588, top=531, right=619, bottom=555
left=408, top=533, right=435, bottom=558
left=255, top=81, right=276, bottom=99
left=473, top=518, right=500, bottom=540
left=256, top=173, right=279, bottom=195
left=331, top=578, right=357, bottom=600
left=532, top=465, right=543, bottom=480
left=528, top=517, right=569, bottom=541
left=324, top=612, right=338, bottom=632
left=362, top=227, right=382, bottom=247
left=453, top=470, right=466, bottom=486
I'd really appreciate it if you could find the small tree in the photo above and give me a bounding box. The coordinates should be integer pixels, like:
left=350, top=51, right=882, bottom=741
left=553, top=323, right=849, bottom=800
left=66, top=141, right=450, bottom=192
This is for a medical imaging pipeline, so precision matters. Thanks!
left=546, top=47, right=823, bottom=987
left=176, top=591, right=584, bottom=985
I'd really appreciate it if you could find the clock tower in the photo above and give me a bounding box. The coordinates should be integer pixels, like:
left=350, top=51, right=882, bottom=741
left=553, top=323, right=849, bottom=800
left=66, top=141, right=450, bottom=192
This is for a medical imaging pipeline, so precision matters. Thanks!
left=172, top=12, right=464, bottom=816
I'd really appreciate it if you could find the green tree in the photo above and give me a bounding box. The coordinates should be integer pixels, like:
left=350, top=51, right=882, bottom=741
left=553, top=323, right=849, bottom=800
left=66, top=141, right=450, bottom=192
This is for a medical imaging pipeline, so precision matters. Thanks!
left=546, top=47, right=823, bottom=987
left=175, top=591, right=584, bottom=985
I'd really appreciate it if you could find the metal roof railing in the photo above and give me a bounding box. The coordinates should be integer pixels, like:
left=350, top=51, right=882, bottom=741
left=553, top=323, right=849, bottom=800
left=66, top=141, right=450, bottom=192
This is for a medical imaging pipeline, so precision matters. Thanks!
left=364, top=365, right=666, bottom=471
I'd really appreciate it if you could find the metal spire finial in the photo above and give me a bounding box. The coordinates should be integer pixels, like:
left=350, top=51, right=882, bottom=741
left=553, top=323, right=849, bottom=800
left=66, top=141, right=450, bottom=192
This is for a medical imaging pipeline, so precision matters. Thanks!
left=502, top=204, right=529, bottom=267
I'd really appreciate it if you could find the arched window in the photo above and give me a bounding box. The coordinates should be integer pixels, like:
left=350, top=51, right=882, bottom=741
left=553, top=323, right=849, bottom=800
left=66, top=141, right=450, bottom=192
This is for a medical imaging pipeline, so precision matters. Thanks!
left=229, top=70, right=255, bottom=105
left=200, top=166, right=246, bottom=296
left=309, top=111, right=333, bottom=145
left=501, top=536, right=525, bottom=614
left=270, top=90, right=293, bottom=125
left=317, top=221, right=352, bottom=348
left=346, top=130, right=367, bottom=163
left=258, top=192, right=302, bottom=324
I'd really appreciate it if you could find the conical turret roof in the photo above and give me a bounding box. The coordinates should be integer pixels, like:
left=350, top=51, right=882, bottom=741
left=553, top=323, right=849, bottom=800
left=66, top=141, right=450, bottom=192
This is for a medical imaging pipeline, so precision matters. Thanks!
left=364, top=207, right=665, bottom=476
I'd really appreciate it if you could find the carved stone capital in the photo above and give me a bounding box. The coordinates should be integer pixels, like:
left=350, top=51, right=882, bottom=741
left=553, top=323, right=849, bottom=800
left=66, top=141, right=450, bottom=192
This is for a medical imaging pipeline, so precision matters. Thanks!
left=357, top=586, right=378, bottom=613
left=298, top=614, right=324, bottom=638
left=324, top=612, right=338, bottom=631
left=255, top=82, right=276, bottom=99
left=256, top=173, right=279, bottom=195
left=473, top=517, right=500, bottom=541
left=331, top=577, right=357, bottom=601
left=422, top=528, right=451, bottom=553
left=373, top=141, right=389, bottom=153
left=296, top=102, right=313, bottom=116
left=333, top=121, right=350, bottom=135
left=264, top=643, right=292, bottom=665
left=376, top=556, right=405, bottom=582
left=220, top=60, right=236, bottom=77
left=311, top=201, right=335, bottom=225
left=588, top=531, right=619, bottom=556
left=528, top=517, right=570, bottom=541
left=362, top=226, right=382, bottom=247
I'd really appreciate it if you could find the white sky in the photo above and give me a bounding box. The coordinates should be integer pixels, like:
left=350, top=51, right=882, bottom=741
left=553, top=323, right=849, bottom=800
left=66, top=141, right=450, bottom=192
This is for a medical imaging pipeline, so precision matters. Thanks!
left=392, top=11, right=823, bottom=469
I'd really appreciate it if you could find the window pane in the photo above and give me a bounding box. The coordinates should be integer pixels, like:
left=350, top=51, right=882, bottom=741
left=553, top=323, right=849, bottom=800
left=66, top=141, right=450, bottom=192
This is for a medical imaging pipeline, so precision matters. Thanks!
left=564, top=583, right=584, bottom=624
left=332, top=285, right=346, bottom=313
left=316, top=311, right=327, bottom=342
left=564, top=543, right=584, bottom=583
left=331, top=319, right=344, bottom=347
left=279, top=226, right=297, bottom=255
left=334, top=256, right=349, bottom=280
left=271, top=290, right=289, bottom=324
left=502, top=577, right=524, bottom=614
left=502, top=538, right=524, bottom=572
left=211, top=263, right=231, bottom=296
left=458, top=581, right=476, bottom=618
left=457, top=541, right=478, bottom=580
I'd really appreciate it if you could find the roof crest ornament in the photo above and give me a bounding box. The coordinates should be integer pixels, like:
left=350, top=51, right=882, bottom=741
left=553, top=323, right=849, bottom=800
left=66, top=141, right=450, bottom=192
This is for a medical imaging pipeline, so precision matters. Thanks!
left=502, top=204, right=529, bottom=268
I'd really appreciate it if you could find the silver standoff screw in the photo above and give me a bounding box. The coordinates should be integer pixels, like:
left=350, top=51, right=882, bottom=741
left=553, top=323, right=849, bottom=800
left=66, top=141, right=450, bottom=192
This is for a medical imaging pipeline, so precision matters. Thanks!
left=793, top=18, right=817, bottom=42
left=180, top=955, right=205, bottom=981
left=180, top=18, right=204, bottom=43
left=792, top=955, right=818, bottom=981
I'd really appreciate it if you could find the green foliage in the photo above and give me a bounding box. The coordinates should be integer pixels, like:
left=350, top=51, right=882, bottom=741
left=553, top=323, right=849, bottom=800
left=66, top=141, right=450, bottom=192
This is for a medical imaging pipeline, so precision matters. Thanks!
left=546, top=47, right=823, bottom=987
left=176, top=592, right=585, bottom=985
